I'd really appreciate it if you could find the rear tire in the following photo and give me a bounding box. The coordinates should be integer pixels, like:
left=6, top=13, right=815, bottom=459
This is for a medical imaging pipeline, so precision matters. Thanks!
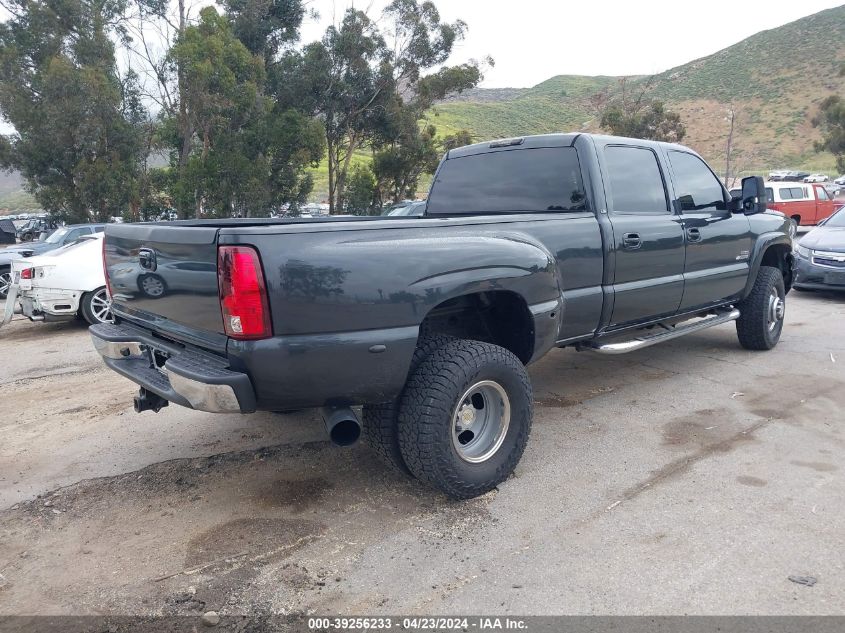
left=397, top=338, right=532, bottom=499
left=736, top=266, right=785, bottom=350
left=80, top=287, right=114, bottom=325
left=362, top=333, right=451, bottom=475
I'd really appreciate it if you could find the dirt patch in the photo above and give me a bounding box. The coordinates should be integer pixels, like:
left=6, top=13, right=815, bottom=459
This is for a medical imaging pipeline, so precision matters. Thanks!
left=790, top=461, right=838, bottom=473
left=185, top=517, right=324, bottom=568
left=736, top=475, right=768, bottom=487
left=0, top=440, right=463, bottom=614
left=535, top=386, right=614, bottom=408
left=256, top=477, right=333, bottom=509
left=0, top=319, right=87, bottom=343
left=661, top=408, right=748, bottom=451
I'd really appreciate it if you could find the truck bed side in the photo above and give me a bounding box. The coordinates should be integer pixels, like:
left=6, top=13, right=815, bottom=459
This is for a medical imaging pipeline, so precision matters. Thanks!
left=104, top=214, right=603, bottom=409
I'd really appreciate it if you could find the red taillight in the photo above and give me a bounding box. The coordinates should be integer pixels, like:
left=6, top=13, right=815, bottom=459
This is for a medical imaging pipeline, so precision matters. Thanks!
left=101, top=238, right=113, bottom=298
left=217, top=245, right=272, bottom=340
left=21, top=267, right=34, bottom=280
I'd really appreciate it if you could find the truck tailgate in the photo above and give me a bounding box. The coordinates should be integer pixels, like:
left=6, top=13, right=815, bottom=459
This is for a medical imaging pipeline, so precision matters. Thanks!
left=104, top=223, right=225, bottom=348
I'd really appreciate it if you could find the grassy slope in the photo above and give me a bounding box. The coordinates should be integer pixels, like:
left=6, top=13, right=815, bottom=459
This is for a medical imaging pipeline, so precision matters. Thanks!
left=0, top=171, right=41, bottom=211
left=421, top=5, right=845, bottom=186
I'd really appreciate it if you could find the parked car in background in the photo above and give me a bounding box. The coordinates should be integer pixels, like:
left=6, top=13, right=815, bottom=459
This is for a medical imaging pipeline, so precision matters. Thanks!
left=386, top=201, right=427, bottom=217
left=0, top=219, right=16, bottom=246
left=834, top=175, right=845, bottom=186
left=0, top=223, right=105, bottom=299
left=380, top=200, right=416, bottom=216
left=803, top=174, right=828, bottom=183
left=825, top=183, right=842, bottom=197
left=765, top=181, right=836, bottom=227
left=782, top=171, right=810, bottom=182
left=793, top=205, right=845, bottom=291
left=768, top=170, right=790, bottom=181
left=16, top=216, right=58, bottom=242
left=1, top=234, right=112, bottom=328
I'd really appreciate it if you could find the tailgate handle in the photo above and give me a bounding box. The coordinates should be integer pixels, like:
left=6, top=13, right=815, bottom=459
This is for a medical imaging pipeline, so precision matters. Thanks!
left=138, top=248, right=157, bottom=272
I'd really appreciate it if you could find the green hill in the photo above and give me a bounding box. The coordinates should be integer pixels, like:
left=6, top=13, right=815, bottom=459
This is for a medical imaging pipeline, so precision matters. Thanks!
left=424, top=5, right=845, bottom=182
left=0, top=170, right=39, bottom=212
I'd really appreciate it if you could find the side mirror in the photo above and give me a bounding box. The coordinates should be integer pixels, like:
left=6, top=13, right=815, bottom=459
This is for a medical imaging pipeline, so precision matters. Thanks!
left=740, top=176, right=767, bottom=215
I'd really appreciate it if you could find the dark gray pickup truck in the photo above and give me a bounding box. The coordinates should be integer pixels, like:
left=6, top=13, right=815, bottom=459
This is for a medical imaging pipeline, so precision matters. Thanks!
left=91, top=133, right=793, bottom=498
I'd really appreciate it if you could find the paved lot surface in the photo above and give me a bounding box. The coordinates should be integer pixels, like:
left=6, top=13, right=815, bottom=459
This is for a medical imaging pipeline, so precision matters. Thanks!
left=0, top=290, right=843, bottom=615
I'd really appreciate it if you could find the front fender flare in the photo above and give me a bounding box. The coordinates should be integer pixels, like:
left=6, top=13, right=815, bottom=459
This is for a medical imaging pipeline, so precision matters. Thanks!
left=741, top=232, right=793, bottom=300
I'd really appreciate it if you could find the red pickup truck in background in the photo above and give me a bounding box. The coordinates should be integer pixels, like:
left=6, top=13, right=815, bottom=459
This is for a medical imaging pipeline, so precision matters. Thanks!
left=765, top=181, right=837, bottom=226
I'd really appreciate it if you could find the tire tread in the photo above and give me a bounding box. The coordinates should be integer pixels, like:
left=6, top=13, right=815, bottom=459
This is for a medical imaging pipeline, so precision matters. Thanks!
left=397, top=338, right=532, bottom=499
left=736, top=265, right=784, bottom=350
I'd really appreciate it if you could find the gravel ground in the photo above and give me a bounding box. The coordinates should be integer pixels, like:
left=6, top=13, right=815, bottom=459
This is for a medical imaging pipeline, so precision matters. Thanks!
left=0, top=289, right=843, bottom=616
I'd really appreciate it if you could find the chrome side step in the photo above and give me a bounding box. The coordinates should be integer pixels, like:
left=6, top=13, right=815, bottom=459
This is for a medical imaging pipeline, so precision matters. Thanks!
left=591, top=309, right=740, bottom=355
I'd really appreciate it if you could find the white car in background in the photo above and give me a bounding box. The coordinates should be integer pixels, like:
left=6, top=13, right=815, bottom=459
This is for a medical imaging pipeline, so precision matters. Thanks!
left=803, top=174, right=828, bottom=183
left=1, top=234, right=112, bottom=328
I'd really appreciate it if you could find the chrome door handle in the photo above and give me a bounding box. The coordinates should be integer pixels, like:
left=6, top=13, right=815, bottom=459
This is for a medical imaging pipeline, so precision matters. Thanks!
left=622, top=233, right=642, bottom=249
left=687, top=227, right=702, bottom=242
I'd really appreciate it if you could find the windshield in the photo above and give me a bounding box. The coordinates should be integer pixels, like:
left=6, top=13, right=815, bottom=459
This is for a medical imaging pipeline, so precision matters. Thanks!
left=43, top=235, right=99, bottom=256
left=825, top=206, right=845, bottom=227
left=44, top=227, right=70, bottom=244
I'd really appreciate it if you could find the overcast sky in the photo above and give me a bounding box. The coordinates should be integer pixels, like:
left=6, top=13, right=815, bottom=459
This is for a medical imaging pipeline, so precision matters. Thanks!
left=300, top=0, right=844, bottom=88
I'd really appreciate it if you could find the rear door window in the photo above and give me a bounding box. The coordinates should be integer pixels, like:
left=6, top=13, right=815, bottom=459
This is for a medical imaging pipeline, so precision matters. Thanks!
left=667, top=150, right=727, bottom=212
left=604, top=146, right=669, bottom=213
left=426, top=147, right=587, bottom=215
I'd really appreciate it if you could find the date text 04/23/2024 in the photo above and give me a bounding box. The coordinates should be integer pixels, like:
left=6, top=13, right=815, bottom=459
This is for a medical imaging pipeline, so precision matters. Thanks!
left=307, top=617, right=527, bottom=630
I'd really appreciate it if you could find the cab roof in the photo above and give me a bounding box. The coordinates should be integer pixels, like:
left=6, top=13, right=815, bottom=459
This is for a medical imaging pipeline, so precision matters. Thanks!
left=447, top=132, right=693, bottom=159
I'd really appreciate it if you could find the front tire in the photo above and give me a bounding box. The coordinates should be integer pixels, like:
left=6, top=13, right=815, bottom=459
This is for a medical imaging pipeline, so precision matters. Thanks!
left=397, top=339, right=532, bottom=499
left=736, top=266, right=785, bottom=350
left=80, top=287, right=114, bottom=325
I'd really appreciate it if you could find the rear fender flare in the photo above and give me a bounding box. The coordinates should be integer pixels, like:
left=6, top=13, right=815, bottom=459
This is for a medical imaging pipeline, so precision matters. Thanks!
left=411, top=234, right=563, bottom=361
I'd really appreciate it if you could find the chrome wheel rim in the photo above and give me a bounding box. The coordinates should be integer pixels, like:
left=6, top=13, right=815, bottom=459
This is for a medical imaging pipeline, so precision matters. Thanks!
left=0, top=272, right=11, bottom=298
left=91, top=289, right=114, bottom=323
left=451, top=380, right=511, bottom=464
left=767, top=289, right=784, bottom=332
left=141, top=275, right=165, bottom=297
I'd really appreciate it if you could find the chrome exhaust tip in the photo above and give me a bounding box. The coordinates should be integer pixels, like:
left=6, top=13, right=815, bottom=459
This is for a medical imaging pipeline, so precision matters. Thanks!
left=320, top=406, right=361, bottom=447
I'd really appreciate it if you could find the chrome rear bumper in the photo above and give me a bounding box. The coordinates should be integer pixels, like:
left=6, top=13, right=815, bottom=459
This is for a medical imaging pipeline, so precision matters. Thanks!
left=90, top=322, right=255, bottom=414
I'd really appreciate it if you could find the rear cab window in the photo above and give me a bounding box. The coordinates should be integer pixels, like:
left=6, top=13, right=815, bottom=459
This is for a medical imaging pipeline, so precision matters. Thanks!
left=778, top=187, right=808, bottom=201
left=603, top=146, right=669, bottom=213
left=426, top=147, right=587, bottom=215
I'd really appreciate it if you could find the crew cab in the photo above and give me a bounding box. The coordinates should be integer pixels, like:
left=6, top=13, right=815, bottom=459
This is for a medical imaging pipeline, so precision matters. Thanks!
left=765, top=181, right=836, bottom=227
left=90, top=133, right=793, bottom=499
